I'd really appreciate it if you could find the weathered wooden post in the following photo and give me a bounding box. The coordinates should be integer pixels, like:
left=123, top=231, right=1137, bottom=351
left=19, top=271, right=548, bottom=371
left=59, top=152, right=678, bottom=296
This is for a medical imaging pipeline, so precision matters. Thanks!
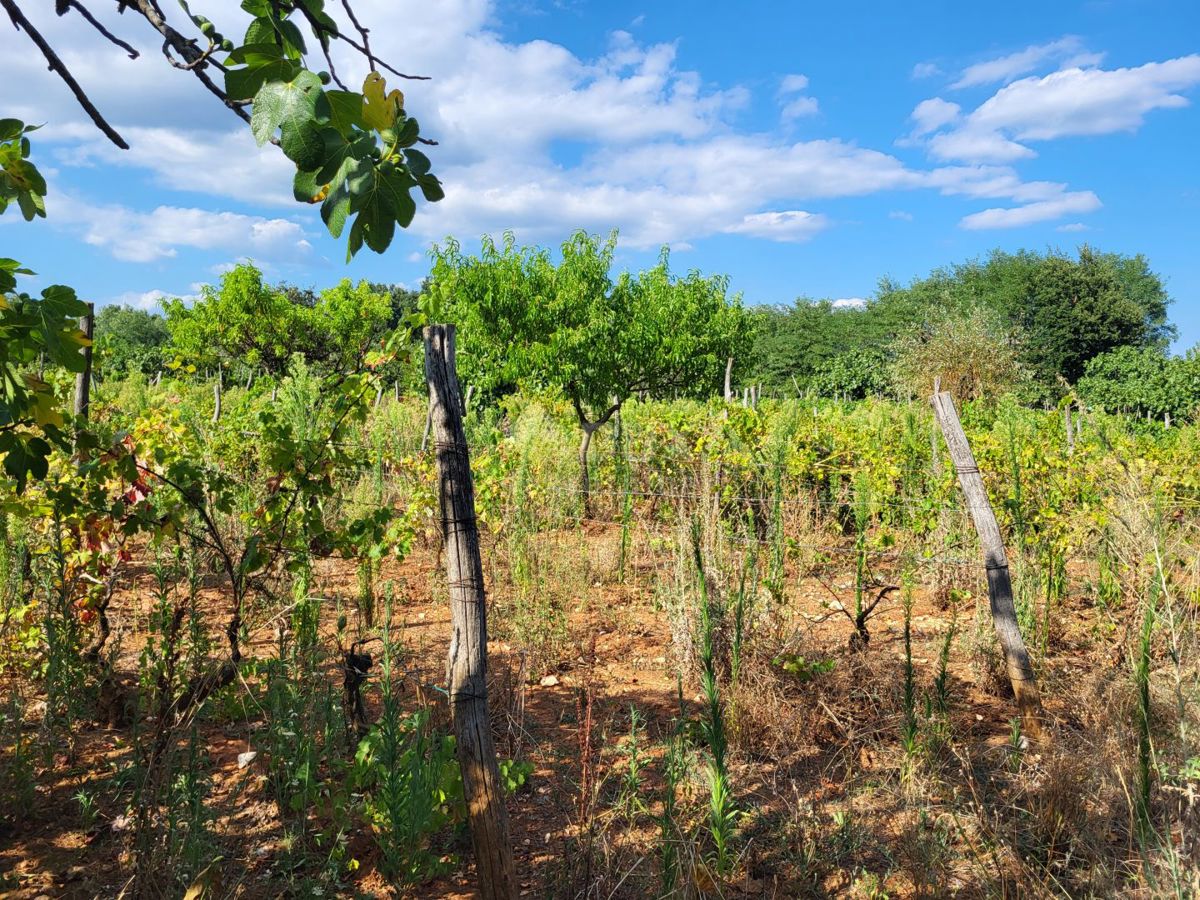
left=1065, top=402, right=1075, bottom=456
left=73, top=302, right=94, bottom=429
left=932, top=389, right=1044, bottom=740
left=212, top=363, right=223, bottom=424
left=424, top=324, right=516, bottom=900
left=723, top=356, right=734, bottom=402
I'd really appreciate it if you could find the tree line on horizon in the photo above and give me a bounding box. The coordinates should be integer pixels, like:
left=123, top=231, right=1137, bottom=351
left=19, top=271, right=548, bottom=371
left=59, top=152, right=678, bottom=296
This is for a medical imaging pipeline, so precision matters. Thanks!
left=92, top=240, right=1197, bottom=422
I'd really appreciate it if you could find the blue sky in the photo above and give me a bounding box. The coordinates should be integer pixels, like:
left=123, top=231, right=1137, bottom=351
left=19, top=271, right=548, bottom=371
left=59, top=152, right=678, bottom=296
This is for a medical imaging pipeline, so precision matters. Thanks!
left=4, top=0, right=1199, bottom=346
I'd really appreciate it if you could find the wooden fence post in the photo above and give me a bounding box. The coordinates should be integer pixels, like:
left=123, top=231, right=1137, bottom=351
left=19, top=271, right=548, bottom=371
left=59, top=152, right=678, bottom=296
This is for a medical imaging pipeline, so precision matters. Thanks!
left=212, top=363, right=223, bottom=424
left=73, top=302, right=94, bottom=428
left=931, top=389, right=1044, bottom=740
left=723, top=356, right=733, bottom=402
left=424, top=324, right=517, bottom=900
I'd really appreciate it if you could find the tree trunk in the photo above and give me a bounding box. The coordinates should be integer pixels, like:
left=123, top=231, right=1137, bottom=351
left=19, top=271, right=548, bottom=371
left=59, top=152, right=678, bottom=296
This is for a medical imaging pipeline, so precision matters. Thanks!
left=423, top=325, right=516, bottom=900
left=931, top=389, right=1044, bottom=740
left=579, top=423, right=598, bottom=516
left=245, top=368, right=254, bottom=391
left=73, top=302, right=94, bottom=433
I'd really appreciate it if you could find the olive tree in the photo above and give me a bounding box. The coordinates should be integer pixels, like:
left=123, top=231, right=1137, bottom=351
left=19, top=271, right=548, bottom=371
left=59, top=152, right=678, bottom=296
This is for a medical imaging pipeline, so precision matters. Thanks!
left=428, top=230, right=748, bottom=509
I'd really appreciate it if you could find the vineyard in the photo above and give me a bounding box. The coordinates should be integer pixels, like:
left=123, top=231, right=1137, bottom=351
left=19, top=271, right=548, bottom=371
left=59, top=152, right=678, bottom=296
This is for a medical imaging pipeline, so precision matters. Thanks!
left=1, top=2, right=1199, bottom=894
left=2, top=362, right=1198, bottom=897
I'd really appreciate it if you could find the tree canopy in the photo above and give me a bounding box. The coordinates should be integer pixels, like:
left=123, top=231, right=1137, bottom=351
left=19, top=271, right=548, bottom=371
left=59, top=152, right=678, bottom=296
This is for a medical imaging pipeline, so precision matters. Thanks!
left=428, top=231, right=749, bottom=420
left=163, top=263, right=394, bottom=376
left=93, top=304, right=170, bottom=379
left=746, top=246, right=1174, bottom=401
left=427, top=230, right=749, bottom=501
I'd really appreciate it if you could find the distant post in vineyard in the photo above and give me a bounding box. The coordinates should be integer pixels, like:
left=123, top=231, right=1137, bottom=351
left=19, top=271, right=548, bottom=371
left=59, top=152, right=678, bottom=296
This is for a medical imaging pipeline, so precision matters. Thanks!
left=423, top=324, right=517, bottom=900
left=212, top=363, right=223, bottom=425
left=932, top=389, right=1044, bottom=740
left=73, top=302, right=94, bottom=431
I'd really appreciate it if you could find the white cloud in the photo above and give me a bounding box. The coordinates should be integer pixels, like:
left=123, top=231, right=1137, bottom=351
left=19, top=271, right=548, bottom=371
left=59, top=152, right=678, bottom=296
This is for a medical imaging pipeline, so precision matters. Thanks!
left=52, top=125, right=294, bottom=207
left=780, top=74, right=810, bottom=94
left=969, top=55, right=1200, bottom=139
left=911, top=62, right=941, bottom=80
left=5, top=1, right=1167, bottom=251
left=889, top=210, right=914, bottom=221
left=831, top=297, right=867, bottom=308
left=928, top=127, right=1035, bottom=163
left=55, top=195, right=312, bottom=263
left=916, top=53, right=1200, bottom=172
left=778, top=73, right=818, bottom=120
left=1056, top=222, right=1090, bottom=232
left=781, top=96, right=820, bottom=119
left=950, top=36, right=1100, bottom=89
left=106, top=288, right=197, bottom=311
left=910, top=98, right=961, bottom=135
left=724, top=210, right=829, bottom=242
left=959, top=191, right=1101, bottom=230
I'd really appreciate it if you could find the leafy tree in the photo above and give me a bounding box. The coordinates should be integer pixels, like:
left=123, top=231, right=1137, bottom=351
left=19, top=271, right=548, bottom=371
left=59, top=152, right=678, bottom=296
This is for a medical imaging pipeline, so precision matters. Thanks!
left=428, top=230, right=749, bottom=505
left=747, top=300, right=885, bottom=393
left=0, top=119, right=89, bottom=490
left=164, top=263, right=306, bottom=376
left=1077, top=346, right=1200, bottom=422
left=874, top=247, right=1173, bottom=396
left=890, top=306, right=1025, bottom=402
left=809, top=349, right=890, bottom=400
left=1016, top=247, right=1168, bottom=387
left=163, top=264, right=393, bottom=377
left=0, top=261, right=90, bottom=490
left=0, top=117, right=44, bottom=220
left=93, top=305, right=169, bottom=379
left=0, top=0, right=442, bottom=257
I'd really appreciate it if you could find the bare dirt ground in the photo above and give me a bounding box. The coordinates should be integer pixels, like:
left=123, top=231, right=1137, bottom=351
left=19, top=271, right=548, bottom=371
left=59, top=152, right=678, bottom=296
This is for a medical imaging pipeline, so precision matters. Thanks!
left=0, top=522, right=1139, bottom=899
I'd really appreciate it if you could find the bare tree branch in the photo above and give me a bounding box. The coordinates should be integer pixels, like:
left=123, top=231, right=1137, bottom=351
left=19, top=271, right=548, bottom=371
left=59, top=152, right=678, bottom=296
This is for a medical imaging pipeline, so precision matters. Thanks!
left=1, top=0, right=129, bottom=148
left=60, top=0, right=138, bottom=58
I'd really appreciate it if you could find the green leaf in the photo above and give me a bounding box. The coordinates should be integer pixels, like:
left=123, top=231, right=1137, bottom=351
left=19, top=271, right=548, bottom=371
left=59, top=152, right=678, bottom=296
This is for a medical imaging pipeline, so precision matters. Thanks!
left=243, top=16, right=275, bottom=45
left=292, top=167, right=321, bottom=204
left=393, top=117, right=420, bottom=148
left=404, top=147, right=431, bottom=177
left=325, top=90, right=365, bottom=134
left=250, top=70, right=329, bottom=169
left=342, top=160, right=417, bottom=257
left=224, top=44, right=300, bottom=101
left=16, top=189, right=44, bottom=220
left=417, top=174, right=444, bottom=203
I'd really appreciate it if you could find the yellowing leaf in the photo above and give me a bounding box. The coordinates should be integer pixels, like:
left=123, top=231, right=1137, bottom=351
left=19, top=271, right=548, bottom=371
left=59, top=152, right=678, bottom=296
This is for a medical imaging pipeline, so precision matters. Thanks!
left=361, top=72, right=403, bottom=132
left=31, top=390, right=63, bottom=429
